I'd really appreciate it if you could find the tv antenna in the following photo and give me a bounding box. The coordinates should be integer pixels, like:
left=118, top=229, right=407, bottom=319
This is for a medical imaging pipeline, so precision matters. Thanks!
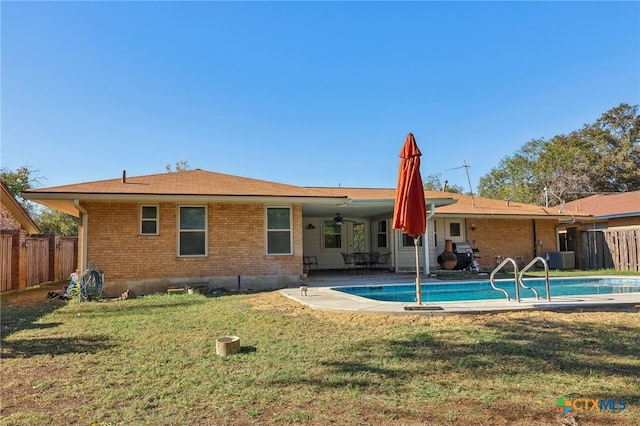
left=543, top=187, right=566, bottom=213
left=446, top=160, right=475, bottom=207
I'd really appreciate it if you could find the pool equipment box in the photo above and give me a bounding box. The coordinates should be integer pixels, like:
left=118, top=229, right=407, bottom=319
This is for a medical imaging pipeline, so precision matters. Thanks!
left=546, top=251, right=575, bottom=269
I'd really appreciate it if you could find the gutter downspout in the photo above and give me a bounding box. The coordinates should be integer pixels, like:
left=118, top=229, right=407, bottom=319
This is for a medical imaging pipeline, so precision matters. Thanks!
left=74, top=200, right=88, bottom=272
left=423, top=203, right=436, bottom=276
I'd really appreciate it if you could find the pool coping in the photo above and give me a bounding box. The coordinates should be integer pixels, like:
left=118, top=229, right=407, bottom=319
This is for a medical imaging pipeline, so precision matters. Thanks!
left=280, top=275, right=640, bottom=315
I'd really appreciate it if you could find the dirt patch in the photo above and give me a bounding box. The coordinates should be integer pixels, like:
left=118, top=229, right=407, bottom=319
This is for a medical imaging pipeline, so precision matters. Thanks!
left=1, top=282, right=69, bottom=307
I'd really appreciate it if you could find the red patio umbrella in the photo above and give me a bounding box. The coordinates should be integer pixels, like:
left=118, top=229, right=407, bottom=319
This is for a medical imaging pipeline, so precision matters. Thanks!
left=392, top=133, right=426, bottom=304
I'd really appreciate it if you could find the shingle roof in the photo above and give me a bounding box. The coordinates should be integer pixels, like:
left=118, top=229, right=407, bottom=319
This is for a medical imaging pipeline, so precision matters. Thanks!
left=308, top=187, right=584, bottom=219
left=563, top=191, right=640, bottom=218
left=308, top=187, right=397, bottom=200
left=22, top=169, right=589, bottom=220
left=433, top=192, right=587, bottom=218
left=24, top=169, right=339, bottom=198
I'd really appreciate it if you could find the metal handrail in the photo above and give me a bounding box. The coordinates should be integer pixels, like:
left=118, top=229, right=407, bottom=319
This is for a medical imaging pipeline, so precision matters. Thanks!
left=489, top=257, right=519, bottom=302
left=518, top=256, right=551, bottom=301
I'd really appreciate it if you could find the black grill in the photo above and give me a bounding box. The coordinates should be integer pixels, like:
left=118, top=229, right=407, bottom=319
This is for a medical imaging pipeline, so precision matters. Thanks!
left=452, top=242, right=473, bottom=270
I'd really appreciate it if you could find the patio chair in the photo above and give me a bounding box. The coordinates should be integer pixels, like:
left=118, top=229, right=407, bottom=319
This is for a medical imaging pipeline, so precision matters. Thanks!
left=341, top=252, right=355, bottom=273
left=303, top=256, right=318, bottom=273
left=375, top=251, right=391, bottom=272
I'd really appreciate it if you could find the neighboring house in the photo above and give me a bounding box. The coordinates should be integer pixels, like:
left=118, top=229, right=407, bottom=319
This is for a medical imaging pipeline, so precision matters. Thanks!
left=1, top=182, right=40, bottom=291
left=559, top=191, right=640, bottom=271
left=22, top=169, right=588, bottom=296
left=1, top=182, right=78, bottom=292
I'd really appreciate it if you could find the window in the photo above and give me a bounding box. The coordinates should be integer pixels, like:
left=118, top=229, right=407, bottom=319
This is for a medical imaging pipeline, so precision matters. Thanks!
left=323, top=219, right=342, bottom=249
left=449, top=222, right=461, bottom=237
left=267, top=207, right=292, bottom=255
left=377, top=220, right=388, bottom=248
left=402, top=234, right=423, bottom=247
left=179, top=206, right=206, bottom=256
left=433, top=219, right=438, bottom=247
left=140, top=205, right=158, bottom=235
left=353, top=223, right=365, bottom=252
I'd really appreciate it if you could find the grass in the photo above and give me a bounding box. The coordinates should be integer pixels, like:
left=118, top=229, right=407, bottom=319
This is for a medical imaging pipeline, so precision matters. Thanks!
left=1, top=277, right=639, bottom=426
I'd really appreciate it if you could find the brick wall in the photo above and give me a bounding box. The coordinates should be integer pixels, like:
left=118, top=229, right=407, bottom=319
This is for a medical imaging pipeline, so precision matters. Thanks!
left=80, top=201, right=303, bottom=293
left=465, top=218, right=558, bottom=270
left=0, top=205, right=29, bottom=291
left=0, top=204, right=22, bottom=230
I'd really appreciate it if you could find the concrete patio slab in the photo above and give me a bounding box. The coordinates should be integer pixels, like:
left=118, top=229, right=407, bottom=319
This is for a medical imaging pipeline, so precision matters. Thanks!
left=280, top=274, right=640, bottom=315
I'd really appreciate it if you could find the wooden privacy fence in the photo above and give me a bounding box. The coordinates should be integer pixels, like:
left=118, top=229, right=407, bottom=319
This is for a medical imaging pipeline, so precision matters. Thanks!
left=25, top=237, right=49, bottom=287
left=0, top=234, right=78, bottom=292
left=57, top=238, right=77, bottom=281
left=582, top=229, right=640, bottom=272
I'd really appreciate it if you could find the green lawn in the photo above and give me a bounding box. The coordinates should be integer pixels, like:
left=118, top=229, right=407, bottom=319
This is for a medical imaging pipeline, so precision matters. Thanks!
left=1, top=281, right=638, bottom=425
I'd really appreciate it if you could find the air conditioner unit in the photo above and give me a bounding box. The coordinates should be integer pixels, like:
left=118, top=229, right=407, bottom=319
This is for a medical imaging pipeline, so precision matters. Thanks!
left=545, top=251, right=575, bottom=269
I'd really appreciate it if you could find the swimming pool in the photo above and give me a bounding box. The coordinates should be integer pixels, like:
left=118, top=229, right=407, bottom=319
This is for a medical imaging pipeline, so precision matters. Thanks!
left=333, top=278, right=640, bottom=303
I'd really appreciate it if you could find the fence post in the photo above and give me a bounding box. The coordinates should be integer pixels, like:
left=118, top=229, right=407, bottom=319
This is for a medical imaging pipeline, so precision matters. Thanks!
left=48, top=234, right=57, bottom=283
left=17, top=231, right=28, bottom=290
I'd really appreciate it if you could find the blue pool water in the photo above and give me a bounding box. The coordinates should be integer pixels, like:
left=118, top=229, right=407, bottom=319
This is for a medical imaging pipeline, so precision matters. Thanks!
left=333, top=278, right=640, bottom=303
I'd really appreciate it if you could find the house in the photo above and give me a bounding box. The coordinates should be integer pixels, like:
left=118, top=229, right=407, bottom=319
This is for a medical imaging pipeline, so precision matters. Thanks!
left=308, top=188, right=590, bottom=273
left=22, top=169, right=589, bottom=296
left=1, top=182, right=41, bottom=292
left=558, top=191, right=640, bottom=271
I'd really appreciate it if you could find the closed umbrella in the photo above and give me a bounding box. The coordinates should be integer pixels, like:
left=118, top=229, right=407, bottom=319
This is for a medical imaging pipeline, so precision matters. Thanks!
left=392, top=133, right=427, bottom=304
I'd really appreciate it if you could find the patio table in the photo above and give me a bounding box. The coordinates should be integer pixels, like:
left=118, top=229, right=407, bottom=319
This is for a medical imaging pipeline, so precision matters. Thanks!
left=352, top=252, right=380, bottom=274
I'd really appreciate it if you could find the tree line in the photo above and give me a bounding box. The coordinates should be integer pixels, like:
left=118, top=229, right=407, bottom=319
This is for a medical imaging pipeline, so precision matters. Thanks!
left=477, top=103, right=639, bottom=206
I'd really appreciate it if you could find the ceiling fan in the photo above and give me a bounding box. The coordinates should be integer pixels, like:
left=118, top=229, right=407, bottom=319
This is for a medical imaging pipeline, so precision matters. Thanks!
left=333, top=213, right=357, bottom=225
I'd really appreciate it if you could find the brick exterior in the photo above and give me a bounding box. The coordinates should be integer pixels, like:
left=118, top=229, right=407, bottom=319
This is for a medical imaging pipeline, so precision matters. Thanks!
left=0, top=205, right=28, bottom=291
left=79, top=201, right=304, bottom=295
left=465, top=218, right=557, bottom=270
left=0, top=204, right=22, bottom=230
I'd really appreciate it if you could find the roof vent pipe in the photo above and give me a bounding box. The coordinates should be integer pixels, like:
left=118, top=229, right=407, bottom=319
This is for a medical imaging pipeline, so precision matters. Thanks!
left=442, top=180, right=448, bottom=192
left=122, top=170, right=126, bottom=183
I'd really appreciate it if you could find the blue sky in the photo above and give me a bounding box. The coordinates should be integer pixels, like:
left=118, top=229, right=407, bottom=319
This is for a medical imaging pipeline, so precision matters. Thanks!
left=2, top=1, right=638, bottom=192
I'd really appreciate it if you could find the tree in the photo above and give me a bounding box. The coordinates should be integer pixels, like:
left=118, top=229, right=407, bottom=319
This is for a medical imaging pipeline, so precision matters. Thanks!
left=534, top=133, right=598, bottom=205
left=423, top=173, right=465, bottom=193
left=1, top=165, right=78, bottom=236
left=1, top=165, right=40, bottom=200
left=477, top=141, right=541, bottom=204
left=36, top=208, right=78, bottom=237
left=478, top=103, right=640, bottom=206
left=579, top=103, right=640, bottom=192
left=1, top=165, right=42, bottom=216
left=166, top=160, right=191, bottom=172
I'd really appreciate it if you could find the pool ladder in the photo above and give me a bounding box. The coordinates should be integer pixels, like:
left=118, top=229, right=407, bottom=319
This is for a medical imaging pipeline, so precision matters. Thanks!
left=489, top=256, right=551, bottom=302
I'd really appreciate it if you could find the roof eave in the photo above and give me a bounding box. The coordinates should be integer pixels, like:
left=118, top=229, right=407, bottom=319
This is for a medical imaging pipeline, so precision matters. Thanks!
left=594, top=212, right=640, bottom=220
left=23, top=192, right=347, bottom=202
left=3, top=186, right=41, bottom=233
left=436, top=212, right=593, bottom=221
left=22, top=192, right=349, bottom=217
